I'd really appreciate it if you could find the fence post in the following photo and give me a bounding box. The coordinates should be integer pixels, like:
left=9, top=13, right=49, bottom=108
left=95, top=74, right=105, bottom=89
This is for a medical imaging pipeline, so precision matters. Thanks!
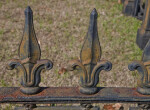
left=136, top=0, right=150, bottom=49
left=129, top=26, right=150, bottom=95
left=122, top=0, right=144, bottom=20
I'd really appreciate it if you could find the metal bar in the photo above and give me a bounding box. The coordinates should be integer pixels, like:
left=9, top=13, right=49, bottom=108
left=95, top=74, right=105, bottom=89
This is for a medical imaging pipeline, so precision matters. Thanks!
left=136, top=0, right=150, bottom=49
left=0, top=87, right=150, bottom=104
left=15, top=106, right=100, bottom=110
left=129, top=107, right=140, bottom=110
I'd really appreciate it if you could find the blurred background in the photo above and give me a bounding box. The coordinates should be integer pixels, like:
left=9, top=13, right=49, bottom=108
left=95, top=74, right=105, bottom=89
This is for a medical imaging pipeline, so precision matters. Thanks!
left=0, top=0, right=142, bottom=109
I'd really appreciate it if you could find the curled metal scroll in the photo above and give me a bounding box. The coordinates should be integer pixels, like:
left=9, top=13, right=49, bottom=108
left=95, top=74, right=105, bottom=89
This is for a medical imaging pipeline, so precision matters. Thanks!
left=67, top=8, right=112, bottom=95
left=7, top=6, right=53, bottom=95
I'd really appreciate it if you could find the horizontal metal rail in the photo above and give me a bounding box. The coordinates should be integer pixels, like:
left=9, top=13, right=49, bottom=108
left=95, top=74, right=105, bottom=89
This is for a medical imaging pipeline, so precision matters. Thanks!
left=3, top=5, right=150, bottom=109
left=0, top=87, right=150, bottom=104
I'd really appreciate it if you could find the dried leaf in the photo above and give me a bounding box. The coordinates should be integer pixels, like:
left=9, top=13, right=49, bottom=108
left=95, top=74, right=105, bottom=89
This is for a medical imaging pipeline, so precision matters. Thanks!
left=58, top=67, right=67, bottom=75
left=103, top=103, right=123, bottom=110
left=103, top=104, right=115, bottom=110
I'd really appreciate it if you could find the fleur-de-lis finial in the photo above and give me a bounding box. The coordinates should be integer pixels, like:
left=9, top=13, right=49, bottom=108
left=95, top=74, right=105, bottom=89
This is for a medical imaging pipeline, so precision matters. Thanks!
left=68, top=8, right=112, bottom=95
left=7, top=6, right=53, bottom=95
left=129, top=37, right=150, bottom=95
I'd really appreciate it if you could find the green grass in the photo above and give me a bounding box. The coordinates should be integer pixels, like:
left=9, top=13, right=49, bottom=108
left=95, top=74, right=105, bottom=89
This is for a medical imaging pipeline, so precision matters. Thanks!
left=0, top=0, right=145, bottom=109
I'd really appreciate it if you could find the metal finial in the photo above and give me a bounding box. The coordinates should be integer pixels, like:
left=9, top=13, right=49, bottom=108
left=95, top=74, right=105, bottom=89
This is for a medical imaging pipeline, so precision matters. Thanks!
left=128, top=37, right=150, bottom=95
left=19, top=6, right=41, bottom=63
left=80, top=8, right=101, bottom=65
left=7, top=6, right=53, bottom=95
left=68, top=8, right=112, bottom=95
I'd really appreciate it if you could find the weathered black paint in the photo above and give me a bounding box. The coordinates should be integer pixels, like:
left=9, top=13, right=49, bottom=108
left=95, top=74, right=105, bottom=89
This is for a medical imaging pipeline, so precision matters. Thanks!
left=7, top=6, right=53, bottom=95
left=123, top=0, right=145, bottom=20
left=67, top=9, right=112, bottom=95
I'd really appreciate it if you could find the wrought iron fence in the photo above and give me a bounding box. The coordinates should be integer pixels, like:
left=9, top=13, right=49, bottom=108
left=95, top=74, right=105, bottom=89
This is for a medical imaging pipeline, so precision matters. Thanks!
left=122, top=0, right=145, bottom=20
left=1, top=2, right=150, bottom=110
left=122, top=0, right=150, bottom=50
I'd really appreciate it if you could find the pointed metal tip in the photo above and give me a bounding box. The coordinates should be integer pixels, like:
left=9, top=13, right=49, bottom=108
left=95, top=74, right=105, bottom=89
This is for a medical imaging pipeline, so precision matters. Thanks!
left=25, top=6, right=33, bottom=13
left=91, top=8, right=98, bottom=18
left=80, top=8, right=101, bottom=65
left=92, top=8, right=97, bottom=12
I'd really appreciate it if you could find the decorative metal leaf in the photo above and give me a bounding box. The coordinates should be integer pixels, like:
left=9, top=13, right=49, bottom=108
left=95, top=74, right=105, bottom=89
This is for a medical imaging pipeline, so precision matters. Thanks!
left=19, top=6, right=41, bottom=64
left=128, top=61, right=148, bottom=87
left=80, top=8, right=101, bottom=65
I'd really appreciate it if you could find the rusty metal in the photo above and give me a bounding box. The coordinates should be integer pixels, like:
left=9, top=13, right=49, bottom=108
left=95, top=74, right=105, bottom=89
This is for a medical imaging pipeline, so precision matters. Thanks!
left=0, top=87, right=150, bottom=104
left=7, top=6, right=53, bottom=95
left=129, top=32, right=150, bottom=95
left=122, top=0, right=145, bottom=20
left=67, top=8, right=112, bottom=95
left=15, top=103, right=99, bottom=110
left=15, top=106, right=100, bottom=110
left=3, top=5, right=150, bottom=110
left=136, top=0, right=150, bottom=49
